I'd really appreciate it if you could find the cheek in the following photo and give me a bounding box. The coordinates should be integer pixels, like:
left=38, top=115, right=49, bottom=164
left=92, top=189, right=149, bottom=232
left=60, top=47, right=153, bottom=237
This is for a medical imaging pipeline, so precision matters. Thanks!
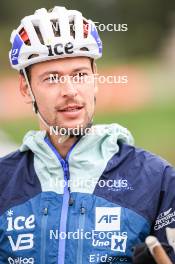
left=83, top=89, right=96, bottom=113
left=32, top=84, right=58, bottom=110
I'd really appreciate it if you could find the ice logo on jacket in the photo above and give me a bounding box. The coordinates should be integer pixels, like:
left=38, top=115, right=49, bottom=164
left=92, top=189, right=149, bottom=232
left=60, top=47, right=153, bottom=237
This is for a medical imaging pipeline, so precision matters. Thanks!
left=6, top=210, right=35, bottom=252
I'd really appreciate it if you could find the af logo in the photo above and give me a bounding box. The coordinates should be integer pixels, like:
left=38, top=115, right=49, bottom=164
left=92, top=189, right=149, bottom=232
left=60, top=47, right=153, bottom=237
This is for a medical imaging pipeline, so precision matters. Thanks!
left=6, top=210, right=35, bottom=252
left=111, top=234, right=127, bottom=252
left=95, top=207, right=121, bottom=231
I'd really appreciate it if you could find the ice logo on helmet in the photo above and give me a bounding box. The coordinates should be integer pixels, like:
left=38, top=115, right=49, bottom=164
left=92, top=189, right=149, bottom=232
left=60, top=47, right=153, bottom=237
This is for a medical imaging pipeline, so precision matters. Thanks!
left=47, top=42, right=74, bottom=57
left=11, top=34, right=23, bottom=65
left=91, top=24, right=102, bottom=54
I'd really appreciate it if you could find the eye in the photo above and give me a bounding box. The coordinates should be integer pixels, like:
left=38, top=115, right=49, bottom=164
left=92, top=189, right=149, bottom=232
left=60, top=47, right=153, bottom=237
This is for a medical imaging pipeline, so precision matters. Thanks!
left=79, top=72, right=87, bottom=77
left=72, top=72, right=88, bottom=83
left=43, top=77, right=50, bottom=82
left=44, top=74, right=60, bottom=84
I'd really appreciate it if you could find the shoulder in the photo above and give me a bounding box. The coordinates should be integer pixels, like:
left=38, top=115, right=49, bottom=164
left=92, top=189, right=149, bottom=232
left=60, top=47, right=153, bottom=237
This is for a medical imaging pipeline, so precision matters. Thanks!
left=0, top=149, right=33, bottom=170
left=0, top=149, right=41, bottom=216
left=0, top=149, right=24, bottom=163
left=0, top=149, right=35, bottom=188
left=107, top=142, right=174, bottom=184
left=119, top=142, right=172, bottom=170
left=120, top=143, right=175, bottom=188
left=0, top=150, right=23, bottom=173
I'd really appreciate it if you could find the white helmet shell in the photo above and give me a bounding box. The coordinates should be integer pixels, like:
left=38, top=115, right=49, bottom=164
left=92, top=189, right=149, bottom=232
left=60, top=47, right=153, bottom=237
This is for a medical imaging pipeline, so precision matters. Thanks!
left=9, top=6, right=102, bottom=71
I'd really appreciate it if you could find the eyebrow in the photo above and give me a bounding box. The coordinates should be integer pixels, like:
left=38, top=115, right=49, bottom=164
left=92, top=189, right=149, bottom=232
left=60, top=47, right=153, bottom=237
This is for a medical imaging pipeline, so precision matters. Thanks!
left=72, top=67, right=91, bottom=73
left=39, top=67, right=92, bottom=79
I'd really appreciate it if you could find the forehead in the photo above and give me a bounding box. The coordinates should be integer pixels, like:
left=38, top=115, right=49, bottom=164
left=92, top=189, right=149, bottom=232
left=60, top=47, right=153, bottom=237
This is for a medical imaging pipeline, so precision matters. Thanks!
left=31, top=57, right=92, bottom=75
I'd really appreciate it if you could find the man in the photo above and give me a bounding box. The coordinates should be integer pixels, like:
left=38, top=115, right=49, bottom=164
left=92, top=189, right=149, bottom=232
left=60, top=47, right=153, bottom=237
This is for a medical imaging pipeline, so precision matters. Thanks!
left=0, top=6, right=175, bottom=264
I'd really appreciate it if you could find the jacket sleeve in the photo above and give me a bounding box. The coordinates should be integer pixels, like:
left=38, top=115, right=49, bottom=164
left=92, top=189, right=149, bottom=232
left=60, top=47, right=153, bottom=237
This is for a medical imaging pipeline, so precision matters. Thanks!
left=152, top=165, right=175, bottom=262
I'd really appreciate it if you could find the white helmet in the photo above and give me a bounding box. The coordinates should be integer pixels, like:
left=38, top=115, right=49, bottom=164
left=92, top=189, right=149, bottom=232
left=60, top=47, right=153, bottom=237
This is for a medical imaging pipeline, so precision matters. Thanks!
left=9, top=6, right=102, bottom=71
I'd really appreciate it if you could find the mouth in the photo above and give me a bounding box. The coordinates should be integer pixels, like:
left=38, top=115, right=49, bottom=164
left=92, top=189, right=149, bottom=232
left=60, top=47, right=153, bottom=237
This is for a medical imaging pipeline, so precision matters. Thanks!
left=58, top=104, right=84, bottom=112
left=56, top=104, right=85, bottom=119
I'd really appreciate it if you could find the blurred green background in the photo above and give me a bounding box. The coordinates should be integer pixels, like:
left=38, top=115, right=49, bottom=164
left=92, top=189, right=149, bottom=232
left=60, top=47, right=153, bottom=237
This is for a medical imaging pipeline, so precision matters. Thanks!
left=0, top=0, right=175, bottom=165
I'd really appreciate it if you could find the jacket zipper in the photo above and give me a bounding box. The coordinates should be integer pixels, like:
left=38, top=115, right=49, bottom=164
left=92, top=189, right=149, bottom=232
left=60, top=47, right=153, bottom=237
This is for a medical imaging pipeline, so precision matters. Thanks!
left=44, top=137, right=80, bottom=264
left=76, top=205, right=86, bottom=264
left=41, top=207, right=48, bottom=264
left=57, top=159, right=70, bottom=264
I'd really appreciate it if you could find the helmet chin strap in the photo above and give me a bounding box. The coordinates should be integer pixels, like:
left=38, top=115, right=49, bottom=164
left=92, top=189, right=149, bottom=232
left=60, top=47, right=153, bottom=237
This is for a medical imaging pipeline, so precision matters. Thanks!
left=22, top=68, right=94, bottom=144
left=22, top=68, right=70, bottom=143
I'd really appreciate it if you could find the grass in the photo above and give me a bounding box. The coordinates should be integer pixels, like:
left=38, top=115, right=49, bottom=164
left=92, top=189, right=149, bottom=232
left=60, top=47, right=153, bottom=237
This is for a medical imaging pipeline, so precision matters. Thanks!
left=95, top=102, right=175, bottom=165
left=1, top=101, right=175, bottom=165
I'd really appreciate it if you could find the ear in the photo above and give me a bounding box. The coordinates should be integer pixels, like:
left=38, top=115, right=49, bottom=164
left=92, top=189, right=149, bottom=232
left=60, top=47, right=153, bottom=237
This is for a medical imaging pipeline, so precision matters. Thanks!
left=92, top=62, right=98, bottom=94
left=19, top=74, right=33, bottom=104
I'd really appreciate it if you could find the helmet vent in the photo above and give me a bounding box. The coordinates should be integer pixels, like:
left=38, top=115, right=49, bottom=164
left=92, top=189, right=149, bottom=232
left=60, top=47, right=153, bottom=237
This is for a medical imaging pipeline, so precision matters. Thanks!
left=69, top=20, right=75, bottom=39
left=80, top=47, right=89, bottom=51
left=50, top=19, right=60, bottom=37
left=28, top=54, right=39, bottom=60
left=83, top=20, right=89, bottom=38
left=34, top=26, right=44, bottom=45
left=19, top=28, right=31, bottom=46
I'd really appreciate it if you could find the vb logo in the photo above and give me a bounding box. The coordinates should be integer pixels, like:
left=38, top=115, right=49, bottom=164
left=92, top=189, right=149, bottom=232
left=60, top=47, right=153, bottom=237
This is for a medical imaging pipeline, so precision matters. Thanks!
left=95, top=207, right=121, bottom=231
left=8, top=234, right=34, bottom=252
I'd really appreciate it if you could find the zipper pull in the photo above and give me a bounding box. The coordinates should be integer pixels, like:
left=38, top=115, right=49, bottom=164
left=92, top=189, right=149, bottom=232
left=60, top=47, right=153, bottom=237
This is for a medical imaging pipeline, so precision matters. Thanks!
left=68, top=187, right=74, bottom=206
left=80, top=206, right=85, bottom=215
left=64, top=161, right=69, bottom=181
left=43, top=207, right=48, bottom=215
left=69, top=196, right=74, bottom=206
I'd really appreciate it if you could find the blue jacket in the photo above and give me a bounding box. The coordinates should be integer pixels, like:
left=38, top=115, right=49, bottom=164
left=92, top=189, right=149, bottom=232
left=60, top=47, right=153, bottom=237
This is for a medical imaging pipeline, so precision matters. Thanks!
left=0, top=124, right=175, bottom=264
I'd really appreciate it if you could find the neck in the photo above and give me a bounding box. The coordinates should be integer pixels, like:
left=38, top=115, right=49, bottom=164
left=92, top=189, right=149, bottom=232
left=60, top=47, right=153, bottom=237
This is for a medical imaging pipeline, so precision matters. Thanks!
left=39, top=122, right=79, bottom=158
left=48, top=134, right=78, bottom=159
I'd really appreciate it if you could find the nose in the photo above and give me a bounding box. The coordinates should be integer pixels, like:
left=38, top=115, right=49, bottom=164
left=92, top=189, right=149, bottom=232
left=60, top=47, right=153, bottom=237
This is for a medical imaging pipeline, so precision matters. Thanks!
left=60, top=75, right=78, bottom=98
